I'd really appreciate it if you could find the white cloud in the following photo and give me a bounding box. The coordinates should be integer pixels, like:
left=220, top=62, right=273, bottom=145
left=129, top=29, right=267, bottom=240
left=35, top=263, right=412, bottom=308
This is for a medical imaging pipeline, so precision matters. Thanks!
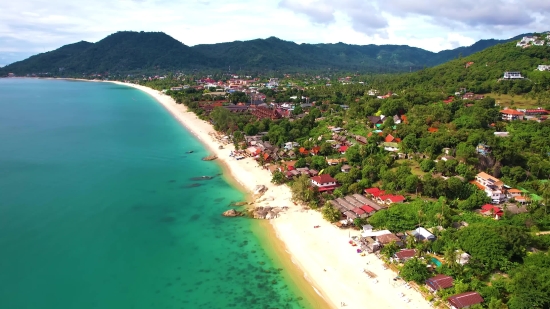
left=0, top=0, right=549, bottom=64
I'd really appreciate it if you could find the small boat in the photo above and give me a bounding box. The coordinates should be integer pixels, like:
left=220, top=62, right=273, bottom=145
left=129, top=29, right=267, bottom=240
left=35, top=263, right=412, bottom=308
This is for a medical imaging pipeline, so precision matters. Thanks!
left=186, top=150, right=194, bottom=154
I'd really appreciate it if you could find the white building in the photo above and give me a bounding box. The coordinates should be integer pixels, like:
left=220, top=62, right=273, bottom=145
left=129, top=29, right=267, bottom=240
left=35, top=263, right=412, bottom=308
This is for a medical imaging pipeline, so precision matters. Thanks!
left=503, top=71, right=523, bottom=79
left=538, top=65, right=550, bottom=71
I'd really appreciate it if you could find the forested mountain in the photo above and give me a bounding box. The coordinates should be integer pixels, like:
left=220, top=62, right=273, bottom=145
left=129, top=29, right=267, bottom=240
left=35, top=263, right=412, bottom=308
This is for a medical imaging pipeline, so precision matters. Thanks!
left=0, top=31, right=525, bottom=76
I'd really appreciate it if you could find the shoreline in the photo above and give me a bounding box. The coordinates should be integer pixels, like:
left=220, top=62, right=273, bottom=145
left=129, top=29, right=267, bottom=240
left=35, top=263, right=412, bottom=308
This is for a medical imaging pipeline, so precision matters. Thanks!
left=108, top=80, right=433, bottom=309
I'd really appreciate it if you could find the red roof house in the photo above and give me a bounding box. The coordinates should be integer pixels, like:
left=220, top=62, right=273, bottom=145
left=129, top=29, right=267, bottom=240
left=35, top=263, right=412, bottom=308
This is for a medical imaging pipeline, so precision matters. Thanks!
left=426, top=274, right=454, bottom=292
left=371, top=190, right=386, bottom=198
left=385, top=134, right=395, bottom=143
left=393, top=249, right=417, bottom=262
left=447, top=292, right=484, bottom=309
left=310, top=174, right=339, bottom=192
left=364, top=187, right=381, bottom=196
left=339, top=145, right=348, bottom=153
left=481, top=204, right=503, bottom=217
left=386, top=195, right=406, bottom=204
left=311, top=146, right=320, bottom=155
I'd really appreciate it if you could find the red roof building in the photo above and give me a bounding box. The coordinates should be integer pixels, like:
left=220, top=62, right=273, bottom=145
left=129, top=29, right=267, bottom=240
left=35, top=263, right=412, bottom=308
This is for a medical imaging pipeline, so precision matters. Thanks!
left=426, top=274, right=454, bottom=292
left=310, top=174, right=339, bottom=192
left=251, top=107, right=282, bottom=120
left=352, top=207, right=366, bottom=216
left=339, top=145, right=348, bottom=153
left=386, top=195, right=406, bottom=204
left=447, top=292, right=484, bottom=309
left=385, top=134, right=395, bottom=143
left=481, top=204, right=503, bottom=217
left=360, top=205, right=376, bottom=214
left=311, top=146, right=320, bottom=155
left=500, top=108, right=525, bottom=121
left=394, top=249, right=416, bottom=262
left=525, top=109, right=549, bottom=115
left=371, top=190, right=386, bottom=198
left=364, top=187, right=381, bottom=196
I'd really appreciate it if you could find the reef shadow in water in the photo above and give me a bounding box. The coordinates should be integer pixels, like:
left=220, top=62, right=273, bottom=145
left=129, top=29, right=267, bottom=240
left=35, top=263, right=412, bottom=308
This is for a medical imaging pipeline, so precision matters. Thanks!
left=180, top=183, right=202, bottom=189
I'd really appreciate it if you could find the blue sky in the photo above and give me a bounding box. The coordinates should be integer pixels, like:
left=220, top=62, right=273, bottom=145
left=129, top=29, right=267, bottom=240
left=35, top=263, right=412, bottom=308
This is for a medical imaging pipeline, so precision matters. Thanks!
left=1, top=0, right=549, bottom=66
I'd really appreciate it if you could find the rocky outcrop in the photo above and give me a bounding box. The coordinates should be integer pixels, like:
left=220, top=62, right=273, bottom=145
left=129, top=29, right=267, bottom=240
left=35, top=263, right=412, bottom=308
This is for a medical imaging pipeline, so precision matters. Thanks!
left=251, top=206, right=285, bottom=219
left=222, top=209, right=241, bottom=217
left=254, top=185, right=267, bottom=195
left=202, top=155, right=218, bottom=161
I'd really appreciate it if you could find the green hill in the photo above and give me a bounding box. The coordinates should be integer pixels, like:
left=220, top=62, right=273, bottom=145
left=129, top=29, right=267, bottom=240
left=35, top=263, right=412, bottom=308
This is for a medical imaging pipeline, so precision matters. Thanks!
left=386, top=37, right=550, bottom=95
left=0, top=31, right=530, bottom=76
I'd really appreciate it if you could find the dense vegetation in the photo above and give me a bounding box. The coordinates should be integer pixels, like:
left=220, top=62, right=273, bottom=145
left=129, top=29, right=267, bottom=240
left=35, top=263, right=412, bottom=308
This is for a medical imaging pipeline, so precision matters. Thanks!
left=0, top=31, right=523, bottom=76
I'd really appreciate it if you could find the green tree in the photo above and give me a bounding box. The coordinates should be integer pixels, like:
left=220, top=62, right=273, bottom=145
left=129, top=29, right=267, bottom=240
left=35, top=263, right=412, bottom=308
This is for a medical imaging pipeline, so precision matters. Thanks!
left=322, top=203, right=341, bottom=222
left=420, top=159, right=435, bottom=172
left=400, top=258, right=430, bottom=283
left=271, top=171, right=286, bottom=184
left=290, top=174, right=317, bottom=203
left=243, top=123, right=258, bottom=136
left=380, top=241, right=400, bottom=259
left=310, top=155, right=328, bottom=170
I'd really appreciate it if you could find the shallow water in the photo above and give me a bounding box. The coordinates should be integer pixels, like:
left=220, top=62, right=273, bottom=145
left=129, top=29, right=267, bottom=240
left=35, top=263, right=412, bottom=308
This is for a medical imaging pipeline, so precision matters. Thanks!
left=0, top=79, right=312, bottom=309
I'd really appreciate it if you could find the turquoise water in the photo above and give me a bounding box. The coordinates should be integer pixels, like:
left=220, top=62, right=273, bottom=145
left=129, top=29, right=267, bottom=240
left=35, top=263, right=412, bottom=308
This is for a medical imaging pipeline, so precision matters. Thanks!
left=0, top=79, right=311, bottom=309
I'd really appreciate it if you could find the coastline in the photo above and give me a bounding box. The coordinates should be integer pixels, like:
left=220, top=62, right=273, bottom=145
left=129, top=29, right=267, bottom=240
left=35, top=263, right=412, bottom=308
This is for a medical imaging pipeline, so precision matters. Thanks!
left=109, top=81, right=433, bottom=309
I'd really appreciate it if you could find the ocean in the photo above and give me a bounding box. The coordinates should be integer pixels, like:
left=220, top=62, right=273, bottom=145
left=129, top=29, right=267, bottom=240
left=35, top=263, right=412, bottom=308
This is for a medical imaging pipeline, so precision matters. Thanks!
left=0, top=79, right=313, bottom=309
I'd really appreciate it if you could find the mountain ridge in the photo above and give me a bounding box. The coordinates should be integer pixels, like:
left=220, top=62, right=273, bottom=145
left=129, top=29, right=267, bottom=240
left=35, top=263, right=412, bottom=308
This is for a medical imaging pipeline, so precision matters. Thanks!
left=0, top=31, right=528, bottom=75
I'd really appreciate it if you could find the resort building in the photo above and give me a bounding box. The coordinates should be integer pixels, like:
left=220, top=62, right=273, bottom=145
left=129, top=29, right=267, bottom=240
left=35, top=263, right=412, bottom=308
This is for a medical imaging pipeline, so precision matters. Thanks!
left=250, top=106, right=282, bottom=120
left=425, top=274, right=454, bottom=292
left=310, top=174, right=339, bottom=192
left=447, top=291, right=484, bottom=309
left=474, top=172, right=508, bottom=204
left=500, top=108, right=524, bottom=121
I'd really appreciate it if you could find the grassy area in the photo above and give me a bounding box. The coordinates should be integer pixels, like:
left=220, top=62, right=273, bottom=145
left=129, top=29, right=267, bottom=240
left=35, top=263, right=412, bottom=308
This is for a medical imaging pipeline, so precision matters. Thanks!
left=484, top=93, right=540, bottom=109
left=393, top=159, right=426, bottom=177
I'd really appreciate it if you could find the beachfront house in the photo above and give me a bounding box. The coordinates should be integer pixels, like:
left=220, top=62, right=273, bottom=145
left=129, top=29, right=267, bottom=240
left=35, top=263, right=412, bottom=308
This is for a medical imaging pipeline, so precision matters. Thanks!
left=447, top=291, right=484, bottom=309
left=310, top=174, right=339, bottom=192
left=425, top=274, right=454, bottom=292
left=392, top=249, right=417, bottom=263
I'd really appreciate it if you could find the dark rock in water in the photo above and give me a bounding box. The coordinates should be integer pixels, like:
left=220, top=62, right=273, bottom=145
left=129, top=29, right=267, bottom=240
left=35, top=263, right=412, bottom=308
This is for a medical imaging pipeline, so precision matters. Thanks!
left=229, top=201, right=248, bottom=206
left=180, top=183, right=202, bottom=189
left=202, top=155, right=217, bottom=161
left=168, top=179, right=177, bottom=183
left=189, top=176, right=214, bottom=181
left=222, top=209, right=241, bottom=217
left=160, top=216, right=176, bottom=223
left=214, top=197, right=225, bottom=203
left=189, top=214, right=200, bottom=221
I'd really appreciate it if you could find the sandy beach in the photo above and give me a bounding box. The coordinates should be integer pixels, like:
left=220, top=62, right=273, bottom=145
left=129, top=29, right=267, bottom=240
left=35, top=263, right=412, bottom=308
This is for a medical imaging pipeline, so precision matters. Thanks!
left=114, top=81, right=433, bottom=309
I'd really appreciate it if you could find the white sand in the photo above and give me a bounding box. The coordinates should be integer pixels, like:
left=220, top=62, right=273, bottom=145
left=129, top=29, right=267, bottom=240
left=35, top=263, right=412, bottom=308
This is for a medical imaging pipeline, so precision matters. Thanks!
left=112, top=81, right=433, bottom=309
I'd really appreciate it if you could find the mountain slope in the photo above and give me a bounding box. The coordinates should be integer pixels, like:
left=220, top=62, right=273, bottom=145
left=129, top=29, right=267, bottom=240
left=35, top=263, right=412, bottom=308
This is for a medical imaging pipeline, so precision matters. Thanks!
left=0, top=32, right=535, bottom=75
left=387, top=39, right=550, bottom=94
